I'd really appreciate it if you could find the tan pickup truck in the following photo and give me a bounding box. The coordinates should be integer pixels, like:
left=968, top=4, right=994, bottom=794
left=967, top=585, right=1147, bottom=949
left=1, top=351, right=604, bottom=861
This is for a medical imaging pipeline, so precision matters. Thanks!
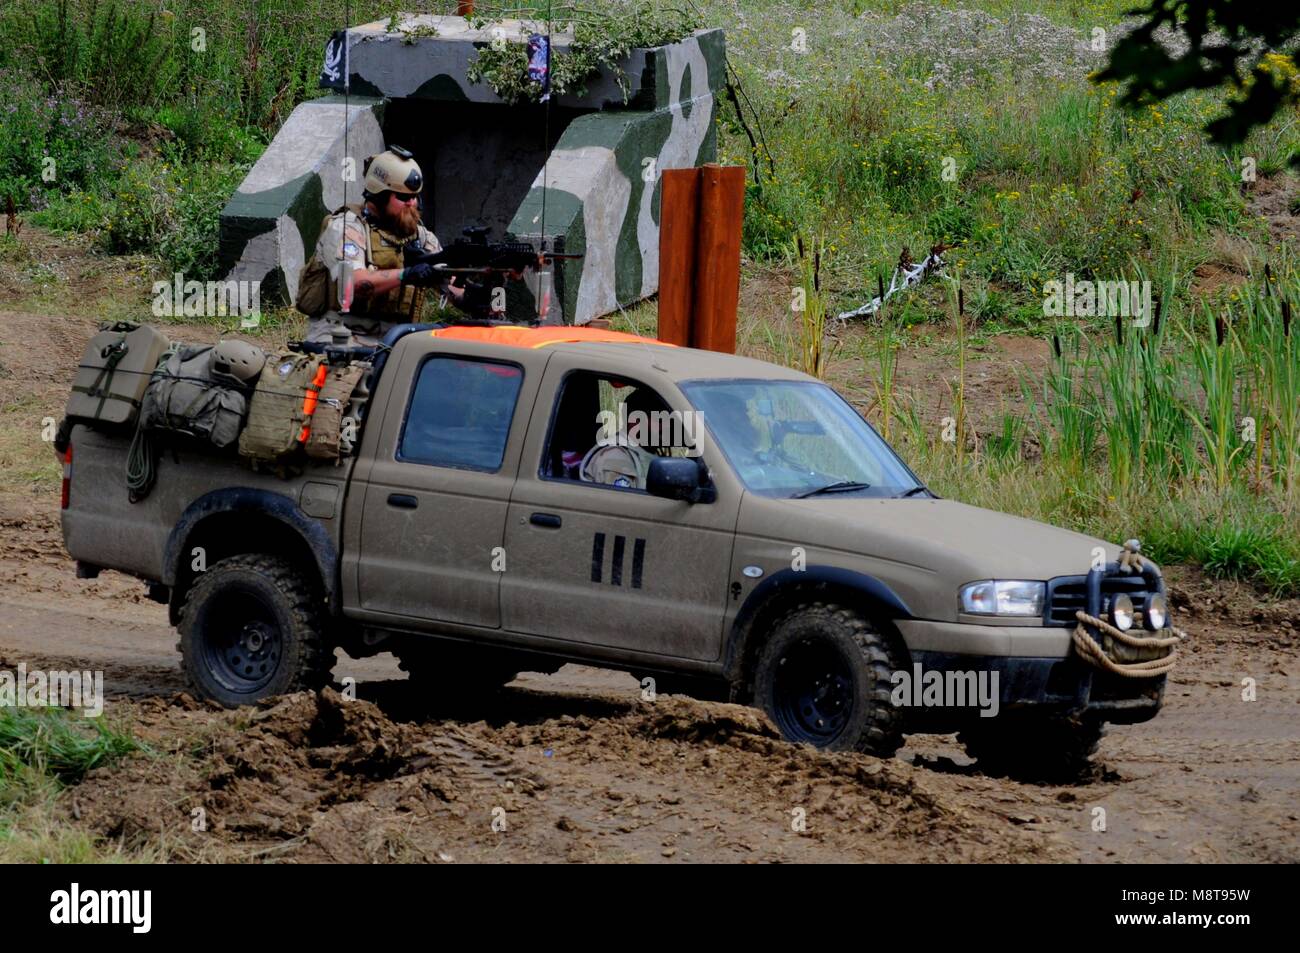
left=58, top=323, right=1178, bottom=779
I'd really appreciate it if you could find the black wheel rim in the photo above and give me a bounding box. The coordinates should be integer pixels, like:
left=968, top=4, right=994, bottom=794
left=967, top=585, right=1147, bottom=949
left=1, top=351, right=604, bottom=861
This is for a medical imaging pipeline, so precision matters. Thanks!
left=771, top=637, right=854, bottom=745
left=199, top=588, right=283, bottom=695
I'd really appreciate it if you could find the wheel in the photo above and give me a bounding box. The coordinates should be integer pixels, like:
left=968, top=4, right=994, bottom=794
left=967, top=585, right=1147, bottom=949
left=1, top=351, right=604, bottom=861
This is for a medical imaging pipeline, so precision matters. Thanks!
left=959, top=712, right=1105, bottom=782
left=178, top=554, right=331, bottom=706
left=753, top=602, right=904, bottom=756
left=395, top=643, right=519, bottom=700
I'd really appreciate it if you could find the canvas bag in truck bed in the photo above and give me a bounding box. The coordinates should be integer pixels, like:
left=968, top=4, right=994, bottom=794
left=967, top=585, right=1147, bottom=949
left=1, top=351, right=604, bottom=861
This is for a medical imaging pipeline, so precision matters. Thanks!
left=139, top=345, right=248, bottom=448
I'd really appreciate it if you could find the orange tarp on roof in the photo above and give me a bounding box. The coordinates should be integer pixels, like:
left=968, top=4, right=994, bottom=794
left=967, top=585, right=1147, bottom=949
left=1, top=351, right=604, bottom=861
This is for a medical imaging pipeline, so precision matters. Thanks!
left=429, top=325, right=672, bottom=349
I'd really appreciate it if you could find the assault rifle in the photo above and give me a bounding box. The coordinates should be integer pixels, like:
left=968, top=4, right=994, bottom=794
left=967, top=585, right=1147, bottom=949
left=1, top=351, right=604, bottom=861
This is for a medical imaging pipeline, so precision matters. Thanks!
left=402, top=225, right=581, bottom=320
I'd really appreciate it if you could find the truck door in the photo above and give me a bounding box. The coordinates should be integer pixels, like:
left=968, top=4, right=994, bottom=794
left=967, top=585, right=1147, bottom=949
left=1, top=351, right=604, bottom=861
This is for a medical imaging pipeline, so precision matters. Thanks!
left=500, top=359, right=740, bottom=662
left=347, top=339, right=547, bottom=629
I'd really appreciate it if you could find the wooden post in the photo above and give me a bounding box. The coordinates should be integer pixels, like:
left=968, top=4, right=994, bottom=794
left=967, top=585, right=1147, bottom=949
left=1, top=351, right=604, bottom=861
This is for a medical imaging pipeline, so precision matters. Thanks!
left=658, top=168, right=701, bottom=346
left=690, top=164, right=745, bottom=353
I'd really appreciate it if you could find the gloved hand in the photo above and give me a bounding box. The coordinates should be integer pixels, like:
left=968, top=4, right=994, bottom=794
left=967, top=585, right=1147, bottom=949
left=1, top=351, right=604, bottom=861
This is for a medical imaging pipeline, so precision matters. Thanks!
left=401, top=262, right=438, bottom=286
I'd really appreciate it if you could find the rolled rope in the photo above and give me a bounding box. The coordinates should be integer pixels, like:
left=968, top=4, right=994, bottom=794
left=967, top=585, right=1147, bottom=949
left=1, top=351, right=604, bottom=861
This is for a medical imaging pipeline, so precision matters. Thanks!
left=1072, top=608, right=1183, bottom=678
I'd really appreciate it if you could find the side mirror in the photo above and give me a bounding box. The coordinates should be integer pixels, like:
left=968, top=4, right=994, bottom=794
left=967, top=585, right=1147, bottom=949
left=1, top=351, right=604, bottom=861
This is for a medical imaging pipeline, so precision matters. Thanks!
left=646, top=457, right=716, bottom=504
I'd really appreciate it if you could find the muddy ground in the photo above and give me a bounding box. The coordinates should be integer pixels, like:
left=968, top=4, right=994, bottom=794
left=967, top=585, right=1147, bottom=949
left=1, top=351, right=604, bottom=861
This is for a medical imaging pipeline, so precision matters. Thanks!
left=1, top=232, right=1298, bottom=863
left=1, top=513, right=1297, bottom=863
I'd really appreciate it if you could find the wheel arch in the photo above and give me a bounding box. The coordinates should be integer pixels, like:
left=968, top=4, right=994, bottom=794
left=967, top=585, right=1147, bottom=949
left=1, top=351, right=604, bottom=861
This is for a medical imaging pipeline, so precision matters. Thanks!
left=723, top=566, right=913, bottom=701
left=163, top=487, right=338, bottom=625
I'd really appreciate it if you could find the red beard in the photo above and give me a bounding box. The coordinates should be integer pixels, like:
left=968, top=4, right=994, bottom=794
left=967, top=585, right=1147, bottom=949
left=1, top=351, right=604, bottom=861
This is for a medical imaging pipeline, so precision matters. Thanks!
left=386, top=202, right=422, bottom=238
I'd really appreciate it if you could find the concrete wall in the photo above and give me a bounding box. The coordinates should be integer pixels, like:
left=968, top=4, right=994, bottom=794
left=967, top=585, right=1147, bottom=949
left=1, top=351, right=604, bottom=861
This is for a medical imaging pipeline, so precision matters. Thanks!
left=217, top=14, right=726, bottom=324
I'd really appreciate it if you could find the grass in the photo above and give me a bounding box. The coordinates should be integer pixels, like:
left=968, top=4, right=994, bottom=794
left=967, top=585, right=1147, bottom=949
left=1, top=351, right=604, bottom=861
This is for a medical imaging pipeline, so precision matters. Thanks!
left=0, top=706, right=138, bottom=785
left=711, top=0, right=1293, bottom=322
left=879, top=267, right=1300, bottom=595
left=0, top=395, right=64, bottom=492
left=0, top=706, right=142, bottom=862
left=1, top=0, right=1295, bottom=297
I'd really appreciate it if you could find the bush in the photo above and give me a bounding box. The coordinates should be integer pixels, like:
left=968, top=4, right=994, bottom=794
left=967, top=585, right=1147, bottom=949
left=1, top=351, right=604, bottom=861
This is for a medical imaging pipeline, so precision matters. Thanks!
left=158, top=159, right=250, bottom=277
left=28, top=190, right=108, bottom=235
left=0, top=69, right=110, bottom=210
left=466, top=0, right=701, bottom=105
left=154, top=103, right=266, bottom=164
left=97, top=146, right=250, bottom=277
left=99, top=154, right=173, bottom=255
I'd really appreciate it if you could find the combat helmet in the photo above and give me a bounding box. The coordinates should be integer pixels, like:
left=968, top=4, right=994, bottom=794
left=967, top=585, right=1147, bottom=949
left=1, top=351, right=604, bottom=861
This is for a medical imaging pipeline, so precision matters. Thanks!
left=210, top=340, right=266, bottom=386
left=363, top=145, right=423, bottom=199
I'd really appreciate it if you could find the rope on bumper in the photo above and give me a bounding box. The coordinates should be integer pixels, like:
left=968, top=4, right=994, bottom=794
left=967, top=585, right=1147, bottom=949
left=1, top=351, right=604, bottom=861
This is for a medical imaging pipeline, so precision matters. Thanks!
left=1117, top=539, right=1156, bottom=576
left=1072, top=609, right=1184, bottom=678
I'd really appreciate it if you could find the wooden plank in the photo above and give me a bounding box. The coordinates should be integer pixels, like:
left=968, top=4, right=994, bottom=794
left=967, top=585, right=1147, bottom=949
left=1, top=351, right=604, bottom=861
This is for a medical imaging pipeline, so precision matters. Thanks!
left=690, top=164, right=745, bottom=353
left=657, top=167, right=701, bottom=346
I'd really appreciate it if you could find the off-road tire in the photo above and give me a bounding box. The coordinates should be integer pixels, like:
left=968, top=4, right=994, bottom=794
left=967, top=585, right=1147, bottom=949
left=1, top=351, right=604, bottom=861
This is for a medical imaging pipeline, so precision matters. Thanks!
left=395, top=643, right=519, bottom=701
left=178, top=554, right=331, bottom=707
left=753, top=602, right=905, bottom=756
left=959, top=713, right=1106, bottom=782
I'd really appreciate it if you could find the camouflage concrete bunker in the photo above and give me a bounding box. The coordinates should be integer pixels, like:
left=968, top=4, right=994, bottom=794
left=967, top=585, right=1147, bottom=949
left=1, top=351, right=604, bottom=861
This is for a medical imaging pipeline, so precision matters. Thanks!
left=218, top=13, right=726, bottom=325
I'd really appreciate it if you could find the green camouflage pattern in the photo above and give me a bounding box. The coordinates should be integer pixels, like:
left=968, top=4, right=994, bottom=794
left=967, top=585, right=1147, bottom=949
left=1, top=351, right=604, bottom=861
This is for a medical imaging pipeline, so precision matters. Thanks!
left=217, top=14, right=726, bottom=325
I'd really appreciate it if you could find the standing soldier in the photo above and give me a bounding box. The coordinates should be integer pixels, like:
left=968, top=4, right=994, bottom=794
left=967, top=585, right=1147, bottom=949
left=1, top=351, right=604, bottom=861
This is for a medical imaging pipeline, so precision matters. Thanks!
left=295, top=145, right=463, bottom=344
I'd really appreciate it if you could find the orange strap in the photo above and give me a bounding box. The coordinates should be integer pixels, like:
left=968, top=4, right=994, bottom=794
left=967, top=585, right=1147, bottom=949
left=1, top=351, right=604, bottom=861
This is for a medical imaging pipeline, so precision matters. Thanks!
left=297, top=363, right=329, bottom=444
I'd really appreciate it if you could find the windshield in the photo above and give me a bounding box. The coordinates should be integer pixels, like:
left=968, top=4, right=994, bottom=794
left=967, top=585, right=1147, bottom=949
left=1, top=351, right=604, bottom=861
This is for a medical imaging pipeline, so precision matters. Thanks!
left=679, top=379, right=924, bottom=499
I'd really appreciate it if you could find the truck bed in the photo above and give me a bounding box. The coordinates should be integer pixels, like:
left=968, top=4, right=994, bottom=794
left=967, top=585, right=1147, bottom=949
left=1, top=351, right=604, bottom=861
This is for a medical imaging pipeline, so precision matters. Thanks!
left=62, top=425, right=355, bottom=584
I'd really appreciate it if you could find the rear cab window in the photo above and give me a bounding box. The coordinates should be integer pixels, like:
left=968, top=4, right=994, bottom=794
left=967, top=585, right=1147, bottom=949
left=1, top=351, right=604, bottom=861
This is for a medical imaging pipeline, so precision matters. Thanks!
left=398, top=355, right=524, bottom=472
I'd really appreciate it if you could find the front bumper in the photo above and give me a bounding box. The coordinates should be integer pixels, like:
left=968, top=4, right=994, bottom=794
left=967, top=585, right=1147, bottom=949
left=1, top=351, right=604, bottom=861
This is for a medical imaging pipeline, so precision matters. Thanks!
left=894, top=619, right=1165, bottom=727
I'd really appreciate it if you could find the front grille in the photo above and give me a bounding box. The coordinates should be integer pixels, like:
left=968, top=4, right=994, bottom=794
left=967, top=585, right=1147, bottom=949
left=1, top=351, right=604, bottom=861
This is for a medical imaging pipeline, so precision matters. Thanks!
left=1045, top=573, right=1151, bottom=626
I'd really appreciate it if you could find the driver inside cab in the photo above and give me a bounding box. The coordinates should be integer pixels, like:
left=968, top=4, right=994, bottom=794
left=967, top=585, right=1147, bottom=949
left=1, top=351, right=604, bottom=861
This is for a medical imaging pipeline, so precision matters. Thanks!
left=580, top=387, right=670, bottom=490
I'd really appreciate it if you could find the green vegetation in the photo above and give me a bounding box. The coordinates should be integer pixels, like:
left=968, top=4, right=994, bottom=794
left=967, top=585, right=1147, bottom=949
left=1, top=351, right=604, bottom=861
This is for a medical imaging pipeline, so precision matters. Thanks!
left=715, top=0, right=1297, bottom=321
left=0, top=706, right=140, bottom=862
left=0, top=0, right=403, bottom=274
left=466, top=1, right=701, bottom=104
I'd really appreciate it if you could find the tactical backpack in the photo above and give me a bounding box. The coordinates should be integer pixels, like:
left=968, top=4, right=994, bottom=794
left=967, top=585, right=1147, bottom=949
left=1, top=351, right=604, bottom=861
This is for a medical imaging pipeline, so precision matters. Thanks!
left=304, top=362, right=369, bottom=461
left=66, top=322, right=171, bottom=428
left=139, top=345, right=249, bottom=449
left=238, top=352, right=329, bottom=462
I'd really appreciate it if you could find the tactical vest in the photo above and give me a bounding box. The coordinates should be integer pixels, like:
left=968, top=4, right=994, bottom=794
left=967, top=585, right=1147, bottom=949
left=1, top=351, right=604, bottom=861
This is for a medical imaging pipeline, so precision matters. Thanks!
left=295, top=205, right=426, bottom=321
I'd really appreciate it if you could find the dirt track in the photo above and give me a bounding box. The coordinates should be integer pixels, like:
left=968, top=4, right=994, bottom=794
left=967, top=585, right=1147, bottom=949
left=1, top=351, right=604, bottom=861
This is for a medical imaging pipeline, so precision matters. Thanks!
left=2, top=495, right=1298, bottom=863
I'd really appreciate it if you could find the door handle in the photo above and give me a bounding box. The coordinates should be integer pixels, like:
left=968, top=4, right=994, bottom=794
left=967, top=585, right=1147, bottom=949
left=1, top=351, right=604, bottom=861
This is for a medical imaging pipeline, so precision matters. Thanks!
left=387, top=493, right=418, bottom=509
left=530, top=512, right=562, bottom=528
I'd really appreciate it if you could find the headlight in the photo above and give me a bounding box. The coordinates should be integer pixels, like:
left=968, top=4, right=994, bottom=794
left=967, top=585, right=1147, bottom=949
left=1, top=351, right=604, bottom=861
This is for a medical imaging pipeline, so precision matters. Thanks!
left=1110, top=593, right=1134, bottom=631
left=1145, top=593, right=1168, bottom=630
left=959, top=580, right=1045, bottom=617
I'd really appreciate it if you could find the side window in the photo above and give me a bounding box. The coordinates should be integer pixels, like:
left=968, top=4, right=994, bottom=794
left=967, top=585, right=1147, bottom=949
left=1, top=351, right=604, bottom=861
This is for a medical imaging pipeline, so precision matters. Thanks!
left=542, top=371, right=693, bottom=490
left=398, top=356, right=523, bottom=472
